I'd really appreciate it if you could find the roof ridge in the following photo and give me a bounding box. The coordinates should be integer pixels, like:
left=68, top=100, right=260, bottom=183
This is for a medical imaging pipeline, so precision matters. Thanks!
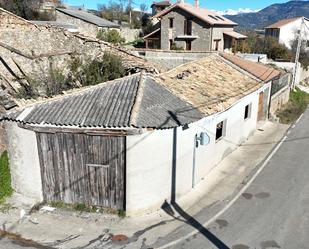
left=129, top=73, right=146, bottom=127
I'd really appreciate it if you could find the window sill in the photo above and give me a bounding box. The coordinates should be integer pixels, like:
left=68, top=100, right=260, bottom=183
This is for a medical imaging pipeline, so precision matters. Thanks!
left=215, top=136, right=224, bottom=143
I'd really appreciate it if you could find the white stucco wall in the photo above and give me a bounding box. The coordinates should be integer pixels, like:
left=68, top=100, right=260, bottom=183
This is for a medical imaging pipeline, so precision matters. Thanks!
left=279, top=18, right=309, bottom=49
left=126, top=84, right=270, bottom=215
left=5, top=123, right=43, bottom=201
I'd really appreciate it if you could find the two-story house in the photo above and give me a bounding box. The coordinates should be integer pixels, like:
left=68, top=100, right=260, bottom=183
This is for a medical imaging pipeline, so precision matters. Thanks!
left=144, top=0, right=247, bottom=51
left=265, top=17, right=309, bottom=49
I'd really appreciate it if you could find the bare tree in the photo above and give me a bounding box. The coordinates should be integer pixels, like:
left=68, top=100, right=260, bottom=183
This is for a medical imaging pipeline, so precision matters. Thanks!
left=140, top=3, right=147, bottom=14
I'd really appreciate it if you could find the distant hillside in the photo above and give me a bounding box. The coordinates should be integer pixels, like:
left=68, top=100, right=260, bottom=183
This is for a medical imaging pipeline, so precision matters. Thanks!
left=225, top=0, right=309, bottom=31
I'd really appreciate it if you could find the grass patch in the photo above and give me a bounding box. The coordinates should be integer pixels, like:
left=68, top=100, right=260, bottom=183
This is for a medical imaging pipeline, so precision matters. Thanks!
left=49, top=201, right=121, bottom=215
left=0, top=151, right=13, bottom=203
left=276, top=88, right=309, bottom=124
left=117, top=210, right=126, bottom=218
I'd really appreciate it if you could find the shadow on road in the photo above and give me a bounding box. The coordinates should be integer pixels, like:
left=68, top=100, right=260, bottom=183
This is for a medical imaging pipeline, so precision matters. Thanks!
left=161, top=128, right=229, bottom=249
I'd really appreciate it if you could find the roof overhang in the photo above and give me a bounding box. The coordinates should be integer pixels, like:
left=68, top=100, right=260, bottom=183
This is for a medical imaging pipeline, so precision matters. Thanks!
left=15, top=123, right=143, bottom=135
left=223, top=31, right=247, bottom=39
left=152, top=3, right=237, bottom=26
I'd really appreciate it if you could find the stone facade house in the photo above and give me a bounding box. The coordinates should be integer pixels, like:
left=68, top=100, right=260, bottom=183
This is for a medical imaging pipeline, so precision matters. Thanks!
left=144, top=1, right=247, bottom=51
left=56, top=8, right=120, bottom=38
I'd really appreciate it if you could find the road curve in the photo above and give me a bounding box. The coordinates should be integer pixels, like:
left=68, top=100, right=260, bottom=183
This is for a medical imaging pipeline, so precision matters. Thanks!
left=165, top=109, right=309, bottom=249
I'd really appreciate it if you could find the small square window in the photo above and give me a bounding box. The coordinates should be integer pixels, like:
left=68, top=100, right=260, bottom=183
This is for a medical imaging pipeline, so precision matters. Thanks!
left=244, top=104, right=252, bottom=120
left=169, top=18, right=174, bottom=28
left=216, top=120, right=226, bottom=141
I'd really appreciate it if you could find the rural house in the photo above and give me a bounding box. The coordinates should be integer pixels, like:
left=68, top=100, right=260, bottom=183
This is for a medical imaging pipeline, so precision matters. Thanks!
left=56, top=8, right=120, bottom=38
left=265, top=16, right=309, bottom=49
left=2, top=55, right=271, bottom=215
left=144, top=1, right=247, bottom=51
left=221, top=53, right=291, bottom=117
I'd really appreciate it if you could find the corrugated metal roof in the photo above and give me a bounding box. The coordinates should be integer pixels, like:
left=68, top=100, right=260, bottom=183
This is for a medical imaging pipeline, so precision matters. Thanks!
left=135, top=77, right=203, bottom=128
left=5, top=73, right=203, bottom=129
left=56, top=8, right=120, bottom=28
left=0, top=90, right=17, bottom=110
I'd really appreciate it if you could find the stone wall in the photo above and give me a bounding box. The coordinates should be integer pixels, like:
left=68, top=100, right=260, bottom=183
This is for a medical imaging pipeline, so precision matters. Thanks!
left=120, top=27, right=141, bottom=42
left=160, top=8, right=211, bottom=51
left=269, top=85, right=290, bottom=118
left=131, top=50, right=213, bottom=69
left=0, top=8, right=162, bottom=96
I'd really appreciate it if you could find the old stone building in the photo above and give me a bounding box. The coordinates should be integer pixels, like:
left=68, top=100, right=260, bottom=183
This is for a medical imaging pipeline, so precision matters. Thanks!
left=0, top=7, right=163, bottom=102
left=144, top=1, right=247, bottom=51
left=56, top=8, right=120, bottom=38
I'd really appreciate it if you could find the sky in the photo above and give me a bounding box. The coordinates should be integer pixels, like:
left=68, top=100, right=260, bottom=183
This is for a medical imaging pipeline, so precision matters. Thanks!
left=63, top=0, right=289, bottom=13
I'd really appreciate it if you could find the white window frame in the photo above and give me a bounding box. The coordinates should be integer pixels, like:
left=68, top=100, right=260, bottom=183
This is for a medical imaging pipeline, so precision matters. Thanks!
left=215, top=119, right=227, bottom=142
left=244, top=103, right=252, bottom=120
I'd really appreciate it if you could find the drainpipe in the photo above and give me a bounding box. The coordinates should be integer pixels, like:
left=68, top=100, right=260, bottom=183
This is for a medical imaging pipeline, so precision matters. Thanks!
left=192, top=134, right=198, bottom=188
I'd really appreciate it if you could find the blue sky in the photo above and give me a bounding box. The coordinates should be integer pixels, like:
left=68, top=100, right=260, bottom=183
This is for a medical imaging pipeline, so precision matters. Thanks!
left=63, top=0, right=289, bottom=11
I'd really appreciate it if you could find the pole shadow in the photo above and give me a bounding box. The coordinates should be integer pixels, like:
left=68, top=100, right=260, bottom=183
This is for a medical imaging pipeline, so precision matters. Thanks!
left=161, top=127, right=230, bottom=249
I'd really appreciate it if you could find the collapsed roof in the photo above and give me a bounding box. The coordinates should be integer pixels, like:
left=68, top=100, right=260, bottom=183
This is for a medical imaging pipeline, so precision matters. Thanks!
left=154, top=54, right=263, bottom=115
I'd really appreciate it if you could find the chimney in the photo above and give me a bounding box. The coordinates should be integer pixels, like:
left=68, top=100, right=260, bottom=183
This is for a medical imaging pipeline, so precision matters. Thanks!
left=194, top=0, right=199, bottom=8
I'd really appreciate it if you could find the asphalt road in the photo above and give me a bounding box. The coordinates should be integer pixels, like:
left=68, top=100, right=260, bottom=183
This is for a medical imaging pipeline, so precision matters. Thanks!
left=1, top=110, right=308, bottom=249
left=167, top=109, right=309, bottom=249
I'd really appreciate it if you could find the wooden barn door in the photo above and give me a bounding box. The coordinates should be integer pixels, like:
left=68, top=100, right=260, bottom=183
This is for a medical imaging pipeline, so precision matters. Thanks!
left=36, top=133, right=126, bottom=210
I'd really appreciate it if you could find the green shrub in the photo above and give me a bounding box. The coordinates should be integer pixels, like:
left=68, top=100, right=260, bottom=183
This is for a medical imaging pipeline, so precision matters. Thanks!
left=0, top=151, right=13, bottom=203
left=276, top=88, right=309, bottom=124
left=97, top=29, right=125, bottom=44
left=78, top=53, right=125, bottom=86
left=170, top=42, right=183, bottom=51
left=117, top=210, right=126, bottom=218
left=46, top=66, right=71, bottom=97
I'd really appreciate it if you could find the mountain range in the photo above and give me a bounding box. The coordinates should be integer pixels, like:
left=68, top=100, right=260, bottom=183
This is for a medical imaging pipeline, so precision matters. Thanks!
left=224, top=0, right=309, bottom=31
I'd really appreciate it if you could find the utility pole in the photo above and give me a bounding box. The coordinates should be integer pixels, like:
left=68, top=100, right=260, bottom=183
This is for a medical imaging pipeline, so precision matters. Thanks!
left=292, top=17, right=304, bottom=90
